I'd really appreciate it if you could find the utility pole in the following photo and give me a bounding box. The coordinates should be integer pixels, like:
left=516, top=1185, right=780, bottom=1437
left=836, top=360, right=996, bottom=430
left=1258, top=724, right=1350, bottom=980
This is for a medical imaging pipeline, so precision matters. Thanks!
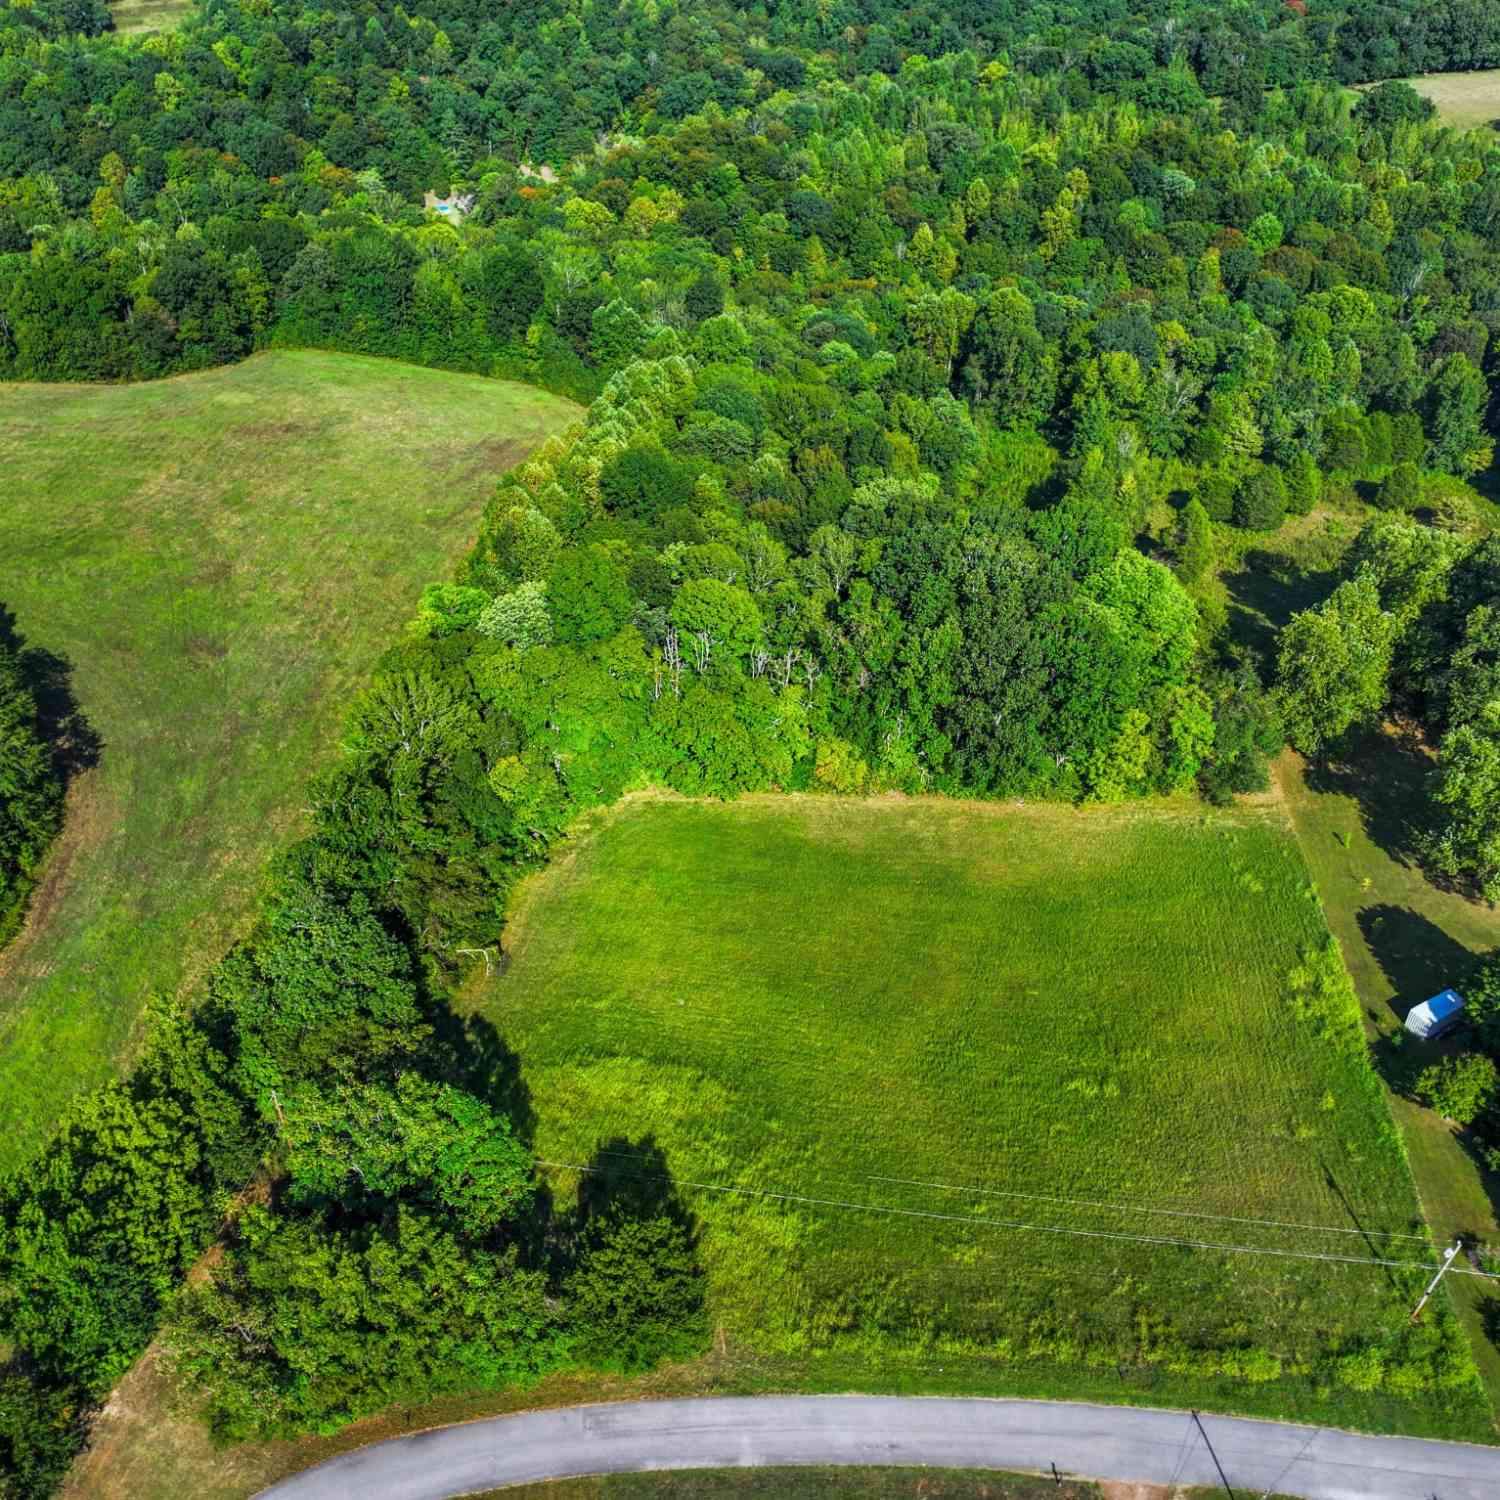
left=1411, top=1239, right=1463, bottom=1323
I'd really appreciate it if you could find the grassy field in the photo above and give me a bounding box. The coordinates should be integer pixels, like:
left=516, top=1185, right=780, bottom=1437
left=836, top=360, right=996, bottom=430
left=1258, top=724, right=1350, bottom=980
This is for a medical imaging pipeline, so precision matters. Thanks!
left=1278, top=737, right=1500, bottom=1415
left=480, top=1469, right=1107, bottom=1499
left=60, top=792, right=1489, bottom=1498
left=478, top=1474, right=1274, bottom=1499
left=0, top=350, right=577, bottom=1168
left=109, top=0, right=193, bottom=33
left=450, top=794, right=1484, bottom=1435
left=1404, top=70, right=1500, bottom=132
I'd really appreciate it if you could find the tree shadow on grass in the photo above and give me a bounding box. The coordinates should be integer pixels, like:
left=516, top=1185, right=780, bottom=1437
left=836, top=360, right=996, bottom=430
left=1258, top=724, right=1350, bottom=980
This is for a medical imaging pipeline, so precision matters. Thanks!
left=556, top=1135, right=710, bottom=1371
left=423, top=1005, right=537, bottom=1148
left=1, top=605, right=103, bottom=787
left=1317, top=1153, right=1404, bottom=1291
left=1304, top=723, right=1436, bottom=874
left=414, top=998, right=553, bottom=1260
left=569, top=1134, right=696, bottom=1231
left=1357, top=904, right=1476, bottom=1106
left=1222, top=546, right=1343, bottom=678
left=1359, top=904, right=1475, bottom=1029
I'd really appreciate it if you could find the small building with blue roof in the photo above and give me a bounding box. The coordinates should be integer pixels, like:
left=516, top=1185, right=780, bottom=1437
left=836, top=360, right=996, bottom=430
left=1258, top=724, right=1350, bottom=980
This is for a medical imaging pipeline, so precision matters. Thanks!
left=1405, top=988, right=1466, bottom=1040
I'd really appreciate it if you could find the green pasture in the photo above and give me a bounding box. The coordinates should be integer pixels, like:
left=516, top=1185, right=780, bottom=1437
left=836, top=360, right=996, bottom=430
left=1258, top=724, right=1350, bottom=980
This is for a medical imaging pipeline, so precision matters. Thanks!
left=109, top=0, right=193, bottom=33
left=1405, top=70, right=1500, bottom=133
left=466, top=793, right=1489, bottom=1437
left=1279, top=736, right=1500, bottom=1416
left=0, top=350, right=577, bottom=1167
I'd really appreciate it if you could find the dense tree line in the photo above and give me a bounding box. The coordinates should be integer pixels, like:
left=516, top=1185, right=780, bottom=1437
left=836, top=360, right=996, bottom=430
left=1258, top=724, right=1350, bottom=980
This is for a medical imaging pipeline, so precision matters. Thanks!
left=0, top=613, right=65, bottom=948
left=0, top=774, right=708, bottom=1486
left=6, top=0, right=1500, bottom=176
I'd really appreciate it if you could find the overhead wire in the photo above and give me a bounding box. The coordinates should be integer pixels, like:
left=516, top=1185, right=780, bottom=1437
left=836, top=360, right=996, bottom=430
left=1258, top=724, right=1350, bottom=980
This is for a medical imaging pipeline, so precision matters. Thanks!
left=578, top=995, right=1445, bottom=1240
left=864, top=1172, right=1436, bottom=1243
left=563, top=1142, right=1436, bottom=1248
left=536, top=1158, right=1500, bottom=1281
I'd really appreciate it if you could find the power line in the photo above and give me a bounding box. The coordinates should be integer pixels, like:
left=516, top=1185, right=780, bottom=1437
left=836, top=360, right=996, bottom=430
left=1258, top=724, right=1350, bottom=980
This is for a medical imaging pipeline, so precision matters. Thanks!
left=536, top=1159, right=1500, bottom=1281
left=865, top=1172, right=1435, bottom=1244
left=564, top=1006, right=1437, bottom=1238
left=563, top=1142, right=1435, bottom=1248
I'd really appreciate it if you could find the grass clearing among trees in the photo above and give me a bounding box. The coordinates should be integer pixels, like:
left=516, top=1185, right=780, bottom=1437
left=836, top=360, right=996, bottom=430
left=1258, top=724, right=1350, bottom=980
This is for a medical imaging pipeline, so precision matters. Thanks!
left=1278, top=737, right=1500, bottom=1416
left=1403, top=70, right=1500, bottom=133
left=461, top=793, right=1490, bottom=1438
left=0, top=350, right=577, bottom=1168
left=107, top=0, right=193, bottom=34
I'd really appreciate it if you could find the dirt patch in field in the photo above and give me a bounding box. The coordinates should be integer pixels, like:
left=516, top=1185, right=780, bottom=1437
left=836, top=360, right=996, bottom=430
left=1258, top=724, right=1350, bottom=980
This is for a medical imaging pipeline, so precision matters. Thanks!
left=453, top=435, right=533, bottom=486
left=234, top=421, right=315, bottom=441
left=1098, top=1484, right=1172, bottom=1500
left=185, top=634, right=230, bottom=663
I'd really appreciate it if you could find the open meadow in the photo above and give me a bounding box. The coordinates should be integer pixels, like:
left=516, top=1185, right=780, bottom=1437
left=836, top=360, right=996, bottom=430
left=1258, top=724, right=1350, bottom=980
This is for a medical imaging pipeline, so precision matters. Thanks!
left=108, top=0, right=192, bottom=33
left=0, top=350, right=576, bottom=1167
left=53, top=791, right=1493, bottom=1500
left=1404, top=70, right=1500, bottom=132
left=453, top=793, right=1490, bottom=1438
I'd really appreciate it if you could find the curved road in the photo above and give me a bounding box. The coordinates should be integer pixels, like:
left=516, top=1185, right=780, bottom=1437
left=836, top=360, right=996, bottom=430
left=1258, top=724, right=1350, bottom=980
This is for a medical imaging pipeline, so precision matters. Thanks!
left=258, top=1395, right=1500, bottom=1500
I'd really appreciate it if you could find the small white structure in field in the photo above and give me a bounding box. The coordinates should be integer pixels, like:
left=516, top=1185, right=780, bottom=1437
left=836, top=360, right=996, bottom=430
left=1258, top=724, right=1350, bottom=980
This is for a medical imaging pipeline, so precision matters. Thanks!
left=1405, top=988, right=1466, bottom=1040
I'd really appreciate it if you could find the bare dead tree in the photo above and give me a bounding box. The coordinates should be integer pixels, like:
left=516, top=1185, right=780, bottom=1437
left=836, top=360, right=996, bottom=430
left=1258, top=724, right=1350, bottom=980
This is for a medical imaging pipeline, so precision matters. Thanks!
left=690, top=630, right=713, bottom=674
left=663, top=627, right=684, bottom=697
left=455, top=946, right=496, bottom=976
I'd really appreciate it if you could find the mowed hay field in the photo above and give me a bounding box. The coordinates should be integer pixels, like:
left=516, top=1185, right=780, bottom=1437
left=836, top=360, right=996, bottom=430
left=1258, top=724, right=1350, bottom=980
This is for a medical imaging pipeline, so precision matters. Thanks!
left=471, top=794, right=1491, bottom=1437
left=109, top=0, right=193, bottom=33
left=1405, top=70, right=1500, bottom=132
left=0, top=350, right=576, bottom=1166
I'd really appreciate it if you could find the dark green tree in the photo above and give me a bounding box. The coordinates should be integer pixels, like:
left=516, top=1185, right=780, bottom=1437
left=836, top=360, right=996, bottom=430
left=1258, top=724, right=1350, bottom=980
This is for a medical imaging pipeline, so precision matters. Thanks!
left=166, top=1204, right=561, bottom=1442
left=1426, top=704, right=1500, bottom=901
left=1232, top=467, right=1287, bottom=531
left=684, top=271, right=724, bottom=323
left=1174, top=498, right=1212, bottom=584
left=1376, top=460, right=1421, bottom=512
left=0, top=1370, right=89, bottom=1500
left=1427, top=354, right=1493, bottom=478
left=0, top=615, right=63, bottom=944
left=548, top=549, right=634, bottom=644
left=1275, top=576, right=1396, bottom=755
left=1355, top=81, right=1437, bottom=130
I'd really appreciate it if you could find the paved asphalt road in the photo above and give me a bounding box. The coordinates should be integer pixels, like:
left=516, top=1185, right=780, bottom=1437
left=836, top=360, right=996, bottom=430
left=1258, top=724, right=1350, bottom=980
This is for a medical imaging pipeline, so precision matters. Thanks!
left=257, top=1394, right=1500, bottom=1500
